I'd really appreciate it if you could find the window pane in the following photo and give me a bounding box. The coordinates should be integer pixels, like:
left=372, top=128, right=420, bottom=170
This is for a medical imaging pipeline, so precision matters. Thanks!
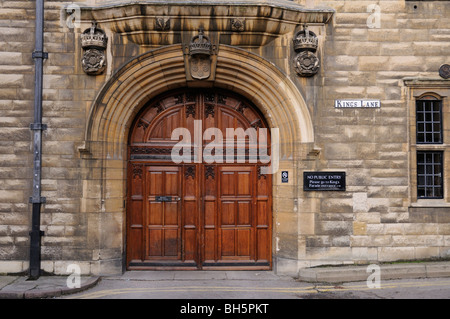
left=417, top=112, right=424, bottom=122
left=417, top=151, right=444, bottom=199
left=435, top=187, right=443, bottom=198
left=418, top=187, right=425, bottom=197
left=434, top=153, right=442, bottom=162
left=433, top=112, right=440, bottom=121
left=417, top=133, right=424, bottom=143
left=434, top=133, right=441, bottom=143
left=418, top=123, right=424, bottom=132
left=416, top=99, right=443, bottom=144
left=417, top=152, right=425, bottom=163
left=418, top=175, right=425, bottom=185
left=417, top=164, right=424, bottom=175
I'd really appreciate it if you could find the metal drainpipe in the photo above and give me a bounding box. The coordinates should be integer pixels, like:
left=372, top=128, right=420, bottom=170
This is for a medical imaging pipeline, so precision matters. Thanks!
left=29, top=0, right=47, bottom=280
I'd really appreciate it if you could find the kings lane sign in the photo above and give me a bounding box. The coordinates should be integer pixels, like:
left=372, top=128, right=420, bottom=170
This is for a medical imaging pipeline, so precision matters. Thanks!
left=304, top=172, right=346, bottom=191
left=335, top=99, right=381, bottom=108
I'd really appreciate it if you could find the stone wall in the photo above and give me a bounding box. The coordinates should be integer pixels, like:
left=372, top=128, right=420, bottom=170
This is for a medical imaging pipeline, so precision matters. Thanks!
left=0, top=0, right=448, bottom=276
left=0, top=0, right=36, bottom=273
left=297, top=0, right=450, bottom=268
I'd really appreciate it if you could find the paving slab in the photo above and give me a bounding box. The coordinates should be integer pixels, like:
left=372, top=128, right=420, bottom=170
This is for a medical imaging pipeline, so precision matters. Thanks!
left=0, top=276, right=18, bottom=290
left=298, top=262, right=450, bottom=283
left=0, top=276, right=100, bottom=299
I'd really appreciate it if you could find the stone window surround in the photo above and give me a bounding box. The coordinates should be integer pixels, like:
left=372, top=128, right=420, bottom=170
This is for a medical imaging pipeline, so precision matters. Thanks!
left=404, top=78, right=450, bottom=207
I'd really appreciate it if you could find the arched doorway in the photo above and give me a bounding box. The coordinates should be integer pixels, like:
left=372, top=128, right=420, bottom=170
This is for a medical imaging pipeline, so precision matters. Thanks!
left=82, top=44, right=315, bottom=275
left=126, top=89, right=272, bottom=270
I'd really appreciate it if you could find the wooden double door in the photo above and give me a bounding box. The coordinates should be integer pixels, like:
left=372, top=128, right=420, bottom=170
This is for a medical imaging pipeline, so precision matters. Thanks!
left=127, top=90, right=272, bottom=270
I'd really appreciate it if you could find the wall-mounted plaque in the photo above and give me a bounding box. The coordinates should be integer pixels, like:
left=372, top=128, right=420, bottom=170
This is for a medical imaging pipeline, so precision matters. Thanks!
left=304, top=172, right=346, bottom=191
left=335, top=100, right=380, bottom=108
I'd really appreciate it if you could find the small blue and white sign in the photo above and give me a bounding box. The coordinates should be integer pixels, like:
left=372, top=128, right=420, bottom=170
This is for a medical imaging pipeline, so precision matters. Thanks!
left=281, top=171, right=289, bottom=183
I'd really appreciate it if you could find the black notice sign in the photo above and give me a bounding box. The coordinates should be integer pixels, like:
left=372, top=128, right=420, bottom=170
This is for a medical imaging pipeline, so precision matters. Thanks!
left=303, top=172, right=346, bottom=191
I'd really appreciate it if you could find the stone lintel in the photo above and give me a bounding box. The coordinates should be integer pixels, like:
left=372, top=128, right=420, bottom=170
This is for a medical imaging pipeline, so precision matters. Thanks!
left=74, top=1, right=334, bottom=46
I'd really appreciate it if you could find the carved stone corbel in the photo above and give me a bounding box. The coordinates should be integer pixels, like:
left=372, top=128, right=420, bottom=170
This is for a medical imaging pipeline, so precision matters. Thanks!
left=81, top=22, right=108, bottom=75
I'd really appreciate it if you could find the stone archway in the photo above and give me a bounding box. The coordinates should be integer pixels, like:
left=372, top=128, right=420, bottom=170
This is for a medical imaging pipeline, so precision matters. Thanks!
left=81, top=44, right=314, bottom=275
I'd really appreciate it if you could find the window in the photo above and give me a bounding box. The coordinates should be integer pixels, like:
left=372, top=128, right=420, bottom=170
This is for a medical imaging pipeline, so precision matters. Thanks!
left=416, top=97, right=443, bottom=144
left=415, top=95, right=445, bottom=199
left=405, top=79, right=449, bottom=203
left=417, top=151, right=444, bottom=199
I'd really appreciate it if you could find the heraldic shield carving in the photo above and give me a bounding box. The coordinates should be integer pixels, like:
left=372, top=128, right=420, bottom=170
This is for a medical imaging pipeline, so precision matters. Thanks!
left=190, top=55, right=211, bottom=80
left=81, top=22, right=108, bottom=75
left=187, top=29, right=214, bottom=80
left=292, top=25, right=320, bottom=77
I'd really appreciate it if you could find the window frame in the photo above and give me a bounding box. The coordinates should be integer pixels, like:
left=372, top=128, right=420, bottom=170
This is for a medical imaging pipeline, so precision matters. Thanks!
left=404, top=81, right=449, bottom=205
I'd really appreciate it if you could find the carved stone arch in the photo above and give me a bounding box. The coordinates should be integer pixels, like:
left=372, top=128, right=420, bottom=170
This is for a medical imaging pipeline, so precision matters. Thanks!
left=81, top=44, right=315, bottom=275
left=84, top=44, right=314, bottom=158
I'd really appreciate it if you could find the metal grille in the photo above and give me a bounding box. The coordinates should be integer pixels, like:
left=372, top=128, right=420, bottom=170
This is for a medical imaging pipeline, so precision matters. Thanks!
left=417, top=151, right=444, bottom=199
left=416, top=99, right=443, bottom=144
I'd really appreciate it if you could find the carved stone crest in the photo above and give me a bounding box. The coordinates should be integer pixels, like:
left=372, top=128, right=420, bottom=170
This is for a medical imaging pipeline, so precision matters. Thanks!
left=81, top=22, right=108, bottom=75
left=188, top=29, right=213, bottom=80
left=292, top=25, right=320, bottom=77
left=184, top=29, right=217, bottom=81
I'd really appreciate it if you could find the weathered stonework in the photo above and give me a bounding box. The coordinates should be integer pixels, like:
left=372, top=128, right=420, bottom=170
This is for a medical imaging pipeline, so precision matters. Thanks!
left=0, top=0, right=449, bottom=277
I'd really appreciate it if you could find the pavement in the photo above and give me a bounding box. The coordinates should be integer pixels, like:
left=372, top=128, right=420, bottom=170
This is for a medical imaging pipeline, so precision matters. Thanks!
left=0, top=261, right=449, bottom=299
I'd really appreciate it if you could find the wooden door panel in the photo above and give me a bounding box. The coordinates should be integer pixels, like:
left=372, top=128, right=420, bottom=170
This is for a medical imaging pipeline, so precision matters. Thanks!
left=164, top=171, right=179, bottom=195
left=217, top=166, right=256, bottom=262
left=204, top=201, right=215, bottom=226
left=148, top=229, right=162, bottom=256
left=237, top=229, right=251, bottom=257
left=236, top=171, right=251, bottom=194
left=237, top=201, right=251, bottom=225
left=164, top=202, right=179, bottom=225
left=220, top=172, right=235, bottom=195
left=147, top=171, right=163, bottom=196
left=221, top=202, right=235, bottom=225
left=182, top=166, right=198, bottom=264
left=145, top=166, right=182, bottom=260
left=164, top=229, right=179, bottom=256
left=220, top=229, right=235, bottom=257
left=204, top=229, right=216, bottom=261
left=127, top=164, right=144, bottom=263
left=148, top=202, right=163, bottom=225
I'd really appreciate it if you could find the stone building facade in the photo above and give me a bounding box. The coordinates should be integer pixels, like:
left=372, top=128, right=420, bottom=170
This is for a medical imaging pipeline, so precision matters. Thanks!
left=0, top=0, right=449, bottom=276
